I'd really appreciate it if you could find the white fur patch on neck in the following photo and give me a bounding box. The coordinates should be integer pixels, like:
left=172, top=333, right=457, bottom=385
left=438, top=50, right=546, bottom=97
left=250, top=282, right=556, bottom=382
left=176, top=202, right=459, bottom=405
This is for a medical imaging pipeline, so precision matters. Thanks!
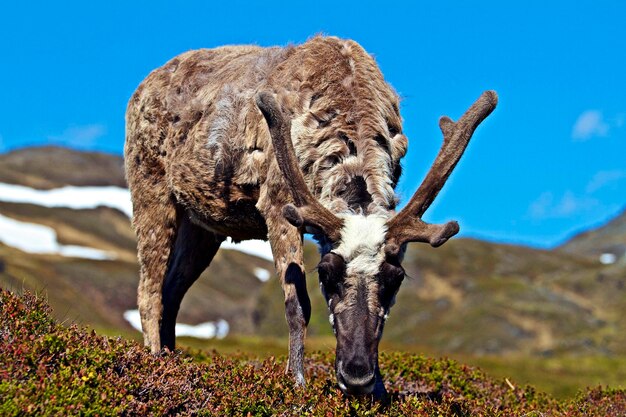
left=334, top=214, right=387, bottom=276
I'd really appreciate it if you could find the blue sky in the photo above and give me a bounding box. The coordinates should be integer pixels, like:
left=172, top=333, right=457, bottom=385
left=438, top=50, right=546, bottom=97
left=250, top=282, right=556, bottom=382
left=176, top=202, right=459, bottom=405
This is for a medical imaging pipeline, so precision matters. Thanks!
left=1, top=1, right=624, bottom=248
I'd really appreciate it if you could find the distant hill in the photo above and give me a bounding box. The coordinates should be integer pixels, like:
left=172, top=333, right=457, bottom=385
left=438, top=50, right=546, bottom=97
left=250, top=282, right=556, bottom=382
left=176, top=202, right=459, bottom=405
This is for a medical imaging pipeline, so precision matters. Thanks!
left=0, top=200, right=274, bottom=335
left=1, top=146, right=625, bottom=358
left=559, top=208, right=626, bottom=262
left=387, top=237, right=625, bottom=356
left=0, top=146, right=274, bottom=337
left=0, top=146, right=126, bottom=189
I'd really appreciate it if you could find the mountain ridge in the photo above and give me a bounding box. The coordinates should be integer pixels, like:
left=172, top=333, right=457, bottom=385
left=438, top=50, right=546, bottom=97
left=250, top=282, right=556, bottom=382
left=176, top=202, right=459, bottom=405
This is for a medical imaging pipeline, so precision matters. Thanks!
left=559, top=207, right=626, bottom=261
left=3, top=145, right=624, bottom=254
left=0, top=145, right=126, bottom=189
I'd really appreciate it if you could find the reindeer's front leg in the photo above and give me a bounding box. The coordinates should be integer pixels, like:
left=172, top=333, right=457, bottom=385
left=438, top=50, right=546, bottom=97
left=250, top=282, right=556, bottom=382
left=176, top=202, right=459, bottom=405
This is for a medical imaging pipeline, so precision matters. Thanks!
left=266, top=216, right=310, bottom=386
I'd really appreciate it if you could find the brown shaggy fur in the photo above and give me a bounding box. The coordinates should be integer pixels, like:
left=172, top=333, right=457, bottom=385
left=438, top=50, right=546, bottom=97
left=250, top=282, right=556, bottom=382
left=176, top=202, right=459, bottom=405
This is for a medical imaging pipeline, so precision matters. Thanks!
left=125, top=36, right=408, bottom=383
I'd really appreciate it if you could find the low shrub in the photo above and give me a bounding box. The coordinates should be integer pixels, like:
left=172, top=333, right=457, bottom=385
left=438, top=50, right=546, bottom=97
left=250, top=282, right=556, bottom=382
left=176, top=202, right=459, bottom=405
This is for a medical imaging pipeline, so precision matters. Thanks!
left=1, top=289, right=624, bottom=416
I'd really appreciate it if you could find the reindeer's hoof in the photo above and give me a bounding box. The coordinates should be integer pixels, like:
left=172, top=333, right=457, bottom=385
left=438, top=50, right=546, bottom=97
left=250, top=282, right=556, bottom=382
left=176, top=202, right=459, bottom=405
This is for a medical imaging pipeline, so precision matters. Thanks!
left=372, top=378, right=388, bottom=400
left=294, top=371, right=306, bottom=387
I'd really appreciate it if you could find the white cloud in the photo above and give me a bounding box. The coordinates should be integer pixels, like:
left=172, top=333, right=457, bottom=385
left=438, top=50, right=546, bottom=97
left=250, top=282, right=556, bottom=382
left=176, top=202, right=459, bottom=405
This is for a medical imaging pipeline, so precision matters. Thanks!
left=47, top=124, right=106, bottom=148
left=528, top=191, right=600, bottom=220
left=528, top=192, right=552, bottom=219
left=586, top=170, right=626, bottom=193
left=572, top=110, right=609, bottom=141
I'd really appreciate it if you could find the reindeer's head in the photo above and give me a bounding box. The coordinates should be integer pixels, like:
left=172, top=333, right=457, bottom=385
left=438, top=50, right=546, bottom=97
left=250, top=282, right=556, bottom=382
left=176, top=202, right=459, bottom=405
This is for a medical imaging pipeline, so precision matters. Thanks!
left=257, top=91, right=497, bottom=395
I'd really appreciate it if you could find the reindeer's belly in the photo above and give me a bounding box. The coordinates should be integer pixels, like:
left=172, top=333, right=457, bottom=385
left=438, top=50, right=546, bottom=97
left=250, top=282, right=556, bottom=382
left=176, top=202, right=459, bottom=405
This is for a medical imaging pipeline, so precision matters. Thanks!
left=186, top=190, right=268, bottom=241
left=188, top=203, right=268, bottom=242
left=167, top=154, right=268, bottom=241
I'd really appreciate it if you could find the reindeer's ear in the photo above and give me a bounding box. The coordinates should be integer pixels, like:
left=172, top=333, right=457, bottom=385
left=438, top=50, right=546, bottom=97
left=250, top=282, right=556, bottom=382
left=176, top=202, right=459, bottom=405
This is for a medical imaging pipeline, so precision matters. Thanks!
left=282, top=204, right=304, bottom=228
left=282, top=204, right=341, bottom=241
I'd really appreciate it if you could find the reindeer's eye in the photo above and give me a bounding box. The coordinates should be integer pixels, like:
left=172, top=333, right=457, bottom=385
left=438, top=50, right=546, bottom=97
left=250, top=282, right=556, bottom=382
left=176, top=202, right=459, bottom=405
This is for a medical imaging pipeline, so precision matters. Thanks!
left=380, top=262, right=404, bottom=283
left=318, top=252, right=345, bottom=278
left=318, top=252, right=346, bottom=295
left=378, top=262, right=404, bottom=307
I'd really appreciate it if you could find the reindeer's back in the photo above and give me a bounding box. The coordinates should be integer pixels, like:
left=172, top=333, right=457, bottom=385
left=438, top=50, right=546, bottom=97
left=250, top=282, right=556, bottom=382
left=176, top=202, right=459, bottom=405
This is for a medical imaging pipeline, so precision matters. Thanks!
left=124, top=45, right=294, bottom=240
left=124, top=37, right=407, bottom=238
left=125, top=45, right=289, bottom=164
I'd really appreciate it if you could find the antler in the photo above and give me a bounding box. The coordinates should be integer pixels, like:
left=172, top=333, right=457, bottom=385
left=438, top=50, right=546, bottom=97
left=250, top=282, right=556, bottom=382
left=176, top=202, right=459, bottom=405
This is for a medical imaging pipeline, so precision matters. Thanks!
left=256, top=92, right=344, bottom=242
left=386, top=91, right=498, bottom=249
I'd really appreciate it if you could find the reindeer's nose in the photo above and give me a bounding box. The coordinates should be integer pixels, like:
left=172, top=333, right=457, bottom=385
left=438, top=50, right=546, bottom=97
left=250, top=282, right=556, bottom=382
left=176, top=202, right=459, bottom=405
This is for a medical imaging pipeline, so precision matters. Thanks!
left=337, top=360, right=376, bottom=394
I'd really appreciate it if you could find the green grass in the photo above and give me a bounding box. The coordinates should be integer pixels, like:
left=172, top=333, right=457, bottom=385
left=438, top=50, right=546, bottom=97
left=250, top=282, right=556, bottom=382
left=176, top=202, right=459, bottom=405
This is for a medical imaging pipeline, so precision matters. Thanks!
left=467, top=354, right=626, bottom=399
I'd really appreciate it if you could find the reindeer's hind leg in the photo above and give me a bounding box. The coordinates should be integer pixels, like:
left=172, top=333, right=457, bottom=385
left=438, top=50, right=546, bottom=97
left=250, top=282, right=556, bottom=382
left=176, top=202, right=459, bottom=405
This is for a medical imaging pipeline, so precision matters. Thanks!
left=160, top=212, right=224, bottom=350
left=130, top=182, right=178, bottom=354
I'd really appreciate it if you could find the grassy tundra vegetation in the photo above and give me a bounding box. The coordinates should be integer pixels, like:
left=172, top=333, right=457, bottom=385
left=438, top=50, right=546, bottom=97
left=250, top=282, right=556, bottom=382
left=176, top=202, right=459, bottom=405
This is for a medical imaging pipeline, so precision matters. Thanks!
left=1, top=289, right=624, bottom=416
left=180, top=335, right=626, bottom=401
left=1, top=147, right=625, bottom=414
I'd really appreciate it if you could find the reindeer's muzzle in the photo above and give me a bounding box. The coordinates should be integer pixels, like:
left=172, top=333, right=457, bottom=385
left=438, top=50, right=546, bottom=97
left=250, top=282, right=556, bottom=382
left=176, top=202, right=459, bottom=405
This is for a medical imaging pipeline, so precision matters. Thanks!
left=336, top=359, right=376, bottom=395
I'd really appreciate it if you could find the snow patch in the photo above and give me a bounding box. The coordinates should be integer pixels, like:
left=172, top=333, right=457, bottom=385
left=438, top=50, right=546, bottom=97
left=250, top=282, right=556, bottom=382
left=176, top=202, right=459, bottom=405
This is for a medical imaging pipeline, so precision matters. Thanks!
left=221, top=237, right=273, bottom=262
left=176, top=320, right=229, bottom=339
left=0, top=213, right=115, bottom=260
left=123, top=309, right=229, bottom=339
left=599, top=253, right=617, bottom=265
left=253, top=267, right=271, bottom=282
left=0, top=182, right=275, bottom=261
left=122, top=309, right=143, bottom=331
left=0, top=183, right=132, bottom=217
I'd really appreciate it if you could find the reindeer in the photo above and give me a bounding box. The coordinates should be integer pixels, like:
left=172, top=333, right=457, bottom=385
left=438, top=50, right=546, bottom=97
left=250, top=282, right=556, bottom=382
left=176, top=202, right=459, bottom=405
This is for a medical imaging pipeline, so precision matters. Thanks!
left=125, top=36, right=497, bottom=396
